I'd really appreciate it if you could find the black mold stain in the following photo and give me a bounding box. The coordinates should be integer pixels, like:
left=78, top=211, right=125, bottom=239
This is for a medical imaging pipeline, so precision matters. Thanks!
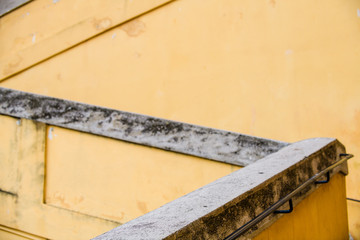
left=0, top=88, right=289, bottom=165
left=167, top=143, right=339, bottom=239
left=194, top=130, right=207, bottom=135
left=118, top=116, right=135, bottom=127
left=141, top=118, right=184, bottom=135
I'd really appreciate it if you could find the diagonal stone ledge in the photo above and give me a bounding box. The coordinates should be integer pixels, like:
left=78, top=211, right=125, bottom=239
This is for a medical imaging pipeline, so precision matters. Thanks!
left=92, top=138, right=348, bottom=240
left=0, top=87, right=288, bottom=166
left=0, top=0, right=31, bottom=17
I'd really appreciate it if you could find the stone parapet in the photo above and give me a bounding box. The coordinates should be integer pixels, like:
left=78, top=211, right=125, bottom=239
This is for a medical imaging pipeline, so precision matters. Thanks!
left=93, top=138, right=347, bottom=239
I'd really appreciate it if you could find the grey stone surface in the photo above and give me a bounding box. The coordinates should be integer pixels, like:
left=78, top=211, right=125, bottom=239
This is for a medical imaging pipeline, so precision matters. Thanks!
left=0, top=0, right=31, bottom=17
left=92, top=138, right=347, bottom=240
left=0, top=87, right=288, bottom=166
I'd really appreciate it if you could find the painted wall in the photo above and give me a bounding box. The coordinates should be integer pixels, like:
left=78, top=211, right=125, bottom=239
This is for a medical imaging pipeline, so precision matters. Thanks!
left=0, top=115, right=239, bottom=239
left=0, top=0, right=359, bottom=238
left=254, top=173, right=349, bottom=240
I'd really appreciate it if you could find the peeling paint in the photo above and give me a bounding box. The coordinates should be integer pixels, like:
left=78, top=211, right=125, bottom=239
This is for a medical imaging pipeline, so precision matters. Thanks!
left=32, top=33, right=36, bottom=43
left=112, top=33, right=117, bottom=39
left=357, top=9, right=360, bottom=18
left=53, top=0, right=60, bottom=3
left=121, top=19, right=146, bottom=37
left=48, top=127, right=57, bottom=140
left=93, top=18, right=112, bottom=30
left=48, top=127, right=54, bottom=140
left=16, top=119, right=21, bottom=126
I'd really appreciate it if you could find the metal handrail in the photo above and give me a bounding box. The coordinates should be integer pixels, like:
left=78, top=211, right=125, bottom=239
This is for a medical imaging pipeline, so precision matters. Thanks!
left=224, top=153, right=353, bottom=240
left=347, top=198, right=360, bottom=203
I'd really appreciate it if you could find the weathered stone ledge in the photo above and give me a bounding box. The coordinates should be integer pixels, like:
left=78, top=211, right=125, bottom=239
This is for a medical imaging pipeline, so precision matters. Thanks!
left=93, top=138, right=347, bottom=240
left=0, top=87, right=288, bottom=166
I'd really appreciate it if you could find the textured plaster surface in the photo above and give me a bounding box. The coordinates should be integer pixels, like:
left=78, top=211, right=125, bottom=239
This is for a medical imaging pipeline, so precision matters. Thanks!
left=0, top=87, right=288, bottom=166
left=93, top=138, right=347, bottom=240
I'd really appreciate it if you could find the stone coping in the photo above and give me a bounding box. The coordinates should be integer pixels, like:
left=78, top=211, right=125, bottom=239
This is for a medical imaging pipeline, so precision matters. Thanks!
left=0, top=0, right=31, bottom=17
left=93, top=138, right=347, bottom=240
left=0, top=87, right=288, bottom=166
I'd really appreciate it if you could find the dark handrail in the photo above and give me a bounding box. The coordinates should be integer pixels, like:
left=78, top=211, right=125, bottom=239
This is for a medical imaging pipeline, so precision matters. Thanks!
left=347, top=198, right=360, bottom=203
left=224, top=153, right=353, bottom=240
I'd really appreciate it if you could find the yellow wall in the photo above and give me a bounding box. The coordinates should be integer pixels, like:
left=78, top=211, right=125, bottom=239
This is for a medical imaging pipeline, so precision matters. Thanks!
left=0, top=115, right=239, bottom=239
left=45, top=126, right=239, bottom=224
left=254, top=173, right=349, bottom=240
left=0, top=225, right=46, bottom=240
left=0, top=116, right=117, bottom=239
left=0, top=0, right=359, bottom=238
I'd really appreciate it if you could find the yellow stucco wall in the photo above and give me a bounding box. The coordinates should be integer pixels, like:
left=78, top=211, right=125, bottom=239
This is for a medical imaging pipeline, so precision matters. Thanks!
left=0, top=0, right=359, bottom=239
left=0, top=111, right=239, bottom=239
left=45, top=126, right=239, bottom=224
left=0, top=225, right=46, bottom=240
left=254, top=173, right=349, bottom=240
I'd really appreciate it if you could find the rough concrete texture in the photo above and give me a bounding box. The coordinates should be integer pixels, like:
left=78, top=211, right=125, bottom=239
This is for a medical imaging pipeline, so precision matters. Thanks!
left=0, top=0, right=30, bottom=17
left=0, top=87, right=288, bottom=166
left=92, top=138, right=347, bottom=240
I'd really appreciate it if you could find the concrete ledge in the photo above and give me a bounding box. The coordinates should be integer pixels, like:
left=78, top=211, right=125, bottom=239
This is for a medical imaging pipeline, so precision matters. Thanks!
left=0, top=87, right=288, bottom=166
left=93, top=138, right=347, bottom=240
left=0, top=0, right=30, bottom=17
